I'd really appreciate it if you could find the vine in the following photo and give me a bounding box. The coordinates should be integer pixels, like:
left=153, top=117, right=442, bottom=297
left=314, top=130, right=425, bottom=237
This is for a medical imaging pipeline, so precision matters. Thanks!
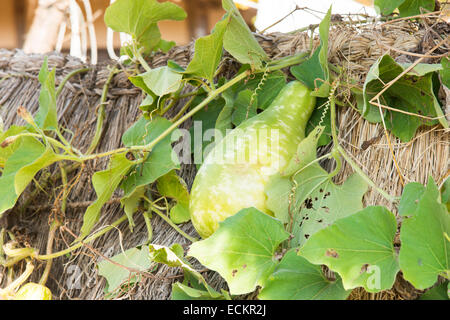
left=0, top=0, right=448, bottom=300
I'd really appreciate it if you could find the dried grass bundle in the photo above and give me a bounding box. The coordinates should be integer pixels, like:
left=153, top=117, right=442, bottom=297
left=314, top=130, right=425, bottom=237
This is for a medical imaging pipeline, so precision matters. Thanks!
left=0, top=16, right=448, bottom=300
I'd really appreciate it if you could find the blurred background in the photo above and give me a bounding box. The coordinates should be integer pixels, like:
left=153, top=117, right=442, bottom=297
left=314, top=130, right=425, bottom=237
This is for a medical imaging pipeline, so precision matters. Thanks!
left=0, top=0, right=413, bottom=62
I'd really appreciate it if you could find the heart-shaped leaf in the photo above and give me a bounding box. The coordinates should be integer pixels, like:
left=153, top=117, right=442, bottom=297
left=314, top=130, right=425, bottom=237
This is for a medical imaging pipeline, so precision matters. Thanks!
left=188, top=207, right=289, bottom=295
left=259, top=249, right=350, bottom=300
left=299, top=206, right=399, bottom=292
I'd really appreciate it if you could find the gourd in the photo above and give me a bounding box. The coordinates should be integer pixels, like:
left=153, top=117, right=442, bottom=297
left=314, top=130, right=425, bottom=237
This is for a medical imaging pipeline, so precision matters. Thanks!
left=13, top=283, right=52, bottom=300
left=189, top=80, right=316, bottom=238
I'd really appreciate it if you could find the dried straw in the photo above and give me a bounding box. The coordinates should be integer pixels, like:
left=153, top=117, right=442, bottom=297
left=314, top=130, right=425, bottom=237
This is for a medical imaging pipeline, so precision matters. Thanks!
left=0, top=17, right=448, bottom=300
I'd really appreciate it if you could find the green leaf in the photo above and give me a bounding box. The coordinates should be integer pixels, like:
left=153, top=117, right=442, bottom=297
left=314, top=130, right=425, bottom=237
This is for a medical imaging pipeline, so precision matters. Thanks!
left=104, top=0, right=186, bottom=53
left=398, top=177, right=450, bottom=289
left=265, top=127, right=367, bottom=246
left=97, top=245, right=151, bottom=294
left=189, top=95, right=225, bottom=163
left=400, top=62, right=443, bottom=76
left=155, top=39, right=176, bottom=53
left=0, top=137, right=65, bottom=215
left=188, top=207, right=289, bottom=295
left=374, top=0, right=406, bottom=15
left=252, top=72, right=286, bottom=110
left=138, top=94, right=158, bottom=118
left=398, top=0, right=435, bottom=17
left=167, top=60, right=185, bottom=73
left=130, top=66, right=182, bottom=97
left=231, top=89, right=257, bottom=127
left=171, top=282, right=228, bottom=300
left=149, top=243, right=221, bottom=297
left=0, top=125, right=27, bottom=168
left=441, top=177, right=450, bottom=207
left=419, top=281, right=449, bottom=300
left=258, top=249, right=351, bottom=300
left=120, top=185, right=146, bottom=232
left=185, top=14, right=231, bottom=84
left=120, top=116, right=180, bottom=199
left=215, top=70, right=286, bottom=136
left=398, top=182, right=426, bottom=216
left=291, top=7, right=331, bottom=97
left=221, top=0, right=268, bottom=69
left=169, top=203, right=190, bottom=225
left=35, top=57, right=58, bottom=131
left=361, top=54, right=445, bottom=141
left=300, top=206, right=399, bottom=292
left=215, top=91, right=234, bottom=138
left=305, top=98, right=332, bottom=147
left=157, top=170, right=190, bottom=224
left=441, top=57, right=450, bottom=88
left=80, top=153, right=134, bottom=239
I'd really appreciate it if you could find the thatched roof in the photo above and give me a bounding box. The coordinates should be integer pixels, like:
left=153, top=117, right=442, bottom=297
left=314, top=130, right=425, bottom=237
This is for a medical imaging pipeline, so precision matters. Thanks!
left=0, top=18, right=448, bottom=300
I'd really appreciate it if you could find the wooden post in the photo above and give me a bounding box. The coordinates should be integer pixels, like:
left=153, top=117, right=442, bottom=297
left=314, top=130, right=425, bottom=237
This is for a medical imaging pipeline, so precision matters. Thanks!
left=22, top=0, right=70, bottom=54
left=184, top=0, right=210, bottom=39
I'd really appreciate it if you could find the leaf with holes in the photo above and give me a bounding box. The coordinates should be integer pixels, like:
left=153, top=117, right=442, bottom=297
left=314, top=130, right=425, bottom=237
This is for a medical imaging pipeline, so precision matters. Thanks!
left=188, top=207, right=289, bottom=295
left=398, top=177, right=450, bottom=289
left=299, top=206, right=399, bottom=292
left=258, top=249, right=351, bottom=300
left=265, top=127, right=367, bottom=247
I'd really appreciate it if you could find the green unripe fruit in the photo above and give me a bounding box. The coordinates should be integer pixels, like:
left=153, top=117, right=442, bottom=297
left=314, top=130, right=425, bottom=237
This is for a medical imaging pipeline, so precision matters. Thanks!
left=189, top=81, right=316, bottom=238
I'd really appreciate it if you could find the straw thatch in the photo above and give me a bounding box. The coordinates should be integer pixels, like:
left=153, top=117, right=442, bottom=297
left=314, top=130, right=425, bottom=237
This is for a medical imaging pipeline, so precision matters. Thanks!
left=0, top=17, right=448, bottom=300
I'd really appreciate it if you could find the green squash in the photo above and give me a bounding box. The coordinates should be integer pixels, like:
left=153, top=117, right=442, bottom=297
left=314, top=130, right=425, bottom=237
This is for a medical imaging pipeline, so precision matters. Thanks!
left=189, top=81, right=316, bottom=238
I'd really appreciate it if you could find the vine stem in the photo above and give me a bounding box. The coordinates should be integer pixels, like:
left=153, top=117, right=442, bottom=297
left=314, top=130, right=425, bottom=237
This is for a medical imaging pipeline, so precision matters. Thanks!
left=86, top=67, right=118, bottom=155
left=170, top=94, right=197, bottom=122
left=3, top=132, right=72, bottom=155
left=329, top=90, right=398, bottom=203
left=137, top=70, right=251, bottom=153
left=38, top=220, right=60, bottom=285
left=36, top=214, right=128, bottom=260
left=55, top=67, right=90, bottom=97
left=0, top=260, right=34, bottom=297
left=143, top=196, right=198, bottom=243
left=266, top=51, right=309, bottom=71
left=54, top=54, right=309, bottom=163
